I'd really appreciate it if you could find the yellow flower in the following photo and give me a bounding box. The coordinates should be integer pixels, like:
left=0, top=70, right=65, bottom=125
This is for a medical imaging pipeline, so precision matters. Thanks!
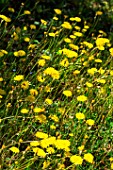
left=96, top=79, right=106, bottom=84
left=69, top=44, right=79, bottom=50
left=84, top=153, right=94, bottom=163
left=86, top=82, right=93, bottom=87
left=0, top=14, right=11, bottom=22
left=41, top=19, right=47, bottom=25
left=111, top=163, right=113, bottom=169
left=69, top=35, right=76, bottom=39
left=14, top=50, right=26, bottom=57
left=63, top=90, right=72, bottom=97
left=24, top=37, right=30, bottom=42
left=96, top=38, right=109, bottom=50
left=33, top=107, right=45, bottom=113
left=8, top=7, right=15, bottom=13
left=0, top=77, right=3, bottom=81
left=60, top=58, right=69, bottom=67
left=74, top=25, right=81, bottom=30
left=30, top=24, right=36, bottom=29
left=29, top=89, right=38, bottom=96
left=9, top=146, right=20, bottom=153
left=109, top=48, right=113, bottom=56
left=73, top=70, right=80, bottom=75
left=75, top=112, right=85, bottom=120
left=86, top=119, right=95, bottom=126
left=21, top=108, right=29, bottom=114
left=48, top=32, right=56, bottom=37
left=46, top=147, right=55, bottom=154
left=50, top=115, right=59, bottom=122
left=45, top=98, right=53, bottom=105
left=77, top=95, right=87, bottom=102
left=96, top=11, right=103, bottom=15
left=98, top=68, right=105, bottom=74
left=35, top=114, right=47, bottom=123
left=42, top=161, right=50, bottom=169
left=78, top=145, right=84, bottom=151
left=44, top=67, right=60, bottom=79
left=95, top=59, right=102, bottom=63
left=61, top=21, right=72, bottom=29
left=21, top=81, right=29, bottom=90
left=110, top=70, right=113, bottom=76
left=24, top=10, right=31, bottom=15
left=41, top=55, right=51, bottom=60
left=14, top=75, right=24, bottom=81
left=35, top=131, right=48, bottom=139
left=30, top=141, right=39, bottom=146
left=74, top=31, right=83, bottom=37
left=0, top=89, right=6, bottom=95
left=64, top=38, right=71, bottom=43
left=33, top=147, right=46, bottom=157
left=25, top=95, right=35, bottom=102
left=37, top=75, right=45, bottom=82
left=54, top=9, right=62, bottom=15
left=37, top=59, right=46, bottom=66
left=54, top=139, right=70, bottom=151
left=40, top=137, right=56, bottom=148
left=87, top=68, right=97, bottom=75
left=70, top=155, right=83, bottom=165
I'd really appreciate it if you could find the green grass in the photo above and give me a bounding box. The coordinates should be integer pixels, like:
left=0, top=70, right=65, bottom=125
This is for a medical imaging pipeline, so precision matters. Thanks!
left=0, top=1, right=113, bottom=170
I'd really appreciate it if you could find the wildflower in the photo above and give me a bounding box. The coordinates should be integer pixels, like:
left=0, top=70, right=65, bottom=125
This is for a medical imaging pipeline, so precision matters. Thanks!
left=63, top=90, right=72, bottom=97
left=41, top=55, right=51, bottom=60
left=64, top=38, right=71, bottom=43
left=74, top=31, right=83, bottom=37
left=77, top=95, right=87, bottom=102
left=48, top=32, right=56, bottom=37
left=0, top=89, right=6, bottom=95
left=87, top=68, right=97, bottom=75
left=110, top=70, right=113, bottom=76
left=21, top=108, right=29, bottom=114
left=42, top=161, right=50, bottom=169
left=75, top=112, right=85, bottom=120
left=61, top=21, right=72, bottom=29
left=44, top=67, right=60, bottom=79
left=70, top=155, right=83, bottom=165
left=37, top=59, right=46, bottom=66
left=21, top=81, right=29, bottom=90
left=78, top=145, right=84, bottom=151
left=96, top=38, right=109, bottom=50
left=88, top=55, right=94, bottom=61
left=54, top=139, right=70, bottom=151
left=98, top=68, right=105, bottom=74
left=14, top=50, right=26, bottom=57
left=25, top=95, right=35, bottom=102
left=111, top=163, right=113, bottom=169
left=96, top=79, right=106, bottom=84
left=86, top=119, right=95, bottom=126
left=30, top=24, right=36, bottom=29
left=24, top=37, right=30, bottom=42
left=40, top=137, right=56, bottom=148
left=46, top=147, right=55, bottom=154
left=0, top=14, right=11, bottom=22
left=8, top=7, right=15, bottom=13
left=29, top=89, right=38, bottom=96
left=96, top=11, right=103, bottom=15
left=45, top=98, right=53, bottom=105
left=50, top=115, right=59, bottom=122
left=33, top=147, right=46, bottom=157
left=69, top=44, right=79, bottom=50
left=33, top=107, right=45, bottom=113
left=30, top=141, right=39, bottom=146
left=24, top=10, right=31, bottom=15
left=74, top=25, right=81, bottom=30
left=53, top=16, right=58, bottom=20
left=109, top=48, right=113, bottom=56
left=0, top=77, right=3, bottom=81
left=37, top=75, right=45, bottom=82
left=9, top=146, right=20, bottom=153
left=50, top=125, right=56, bottom=129
left=35, top=131, right=48, bottom=139
left=73, top=70, right=80, bottom=75
left=54, top=9, right=62, bottom=15
left=86, top=82, right=93, bottom=87
left=69, top=35, right=76, bottom=39
left=60, top=58, right=69, bottom=67
left=84, top=153, right=94, bottom=163
left=95, top=59, right=102, bottom=63
left=35, top=114, right=47, bottom=123
left=41, top=19, right=47, bottom=25
left=14, top=75, right=24, bottom=81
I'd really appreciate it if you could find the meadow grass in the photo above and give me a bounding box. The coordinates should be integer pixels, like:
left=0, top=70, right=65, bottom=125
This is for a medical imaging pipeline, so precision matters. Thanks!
left=0, top=2, right=113, bottom=170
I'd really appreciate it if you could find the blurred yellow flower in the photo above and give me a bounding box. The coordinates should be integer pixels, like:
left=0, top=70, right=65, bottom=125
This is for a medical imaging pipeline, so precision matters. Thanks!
left=46, top=147, right=55, bottom=154
left=33, top=147, right=46, bottom=157
left=33, top=107, right=45, bottom=113
left=75, top=112, right=85, bottom=120
left=21, top=108, right=29, bottom=114
left=0, top=77, right=3, bottom=81
left=44, top=67, right=60, bottom=79
left=69, top=44, right=79, bottom=50
left=24, top=10, right=31, bottom=15
left=109, top=48, right=113, bottom=56
left=9, top=146, right=20, bottom=153
left=30, top=141, right=39, bottom=146
left=110, top=70, right=113, bottom=76
left=74, top=31, right=83, bottom=37
left=70, top=155, right=83, bottom=165
left=30, top=24, right=36, bottom=29
left=60, top=58, right=69, bottom=67
left=63, top=90, right=72, bottom=97
left=77, top=95, right=87, bottom=102
left=8, top=7, right=15, bottom=12
left=0, top=14, right=11, bottom=22
left=37, top=59, right=46, bottom=66
left=54, top=139, right=70, bottom=151
left=87, top=68, right=97, bottom=75
left=86, top=119, right=95, bottom=126
left=86, top=82, right=93, bottom=87
left=73, top=70, right=80, bottom=75
left=54, top=9, right=62, bottom=15
left=45, top=98, right=53, bottom=105
left=61, top=21, right=72, bottom=29
left=14, top=50, right=26, bottom=57
left=24, top=37, right=30, bottom=42
left=111, top=163, right=113, bottom=169
left=96, top=79, right=106, bottom=84
left=84, top=153, right=94, bottom=163
left=29, top=89, right=38, bottom=96
left=64, top=38, right=71, bottom=43
left=41, top=19, right=47, bottom=25
left=96, top=11, right=103, bottom=15
left=21, top=81, right=29, bottom=90
left=48, top=32, right=56, bottom=37
left=14, top=75, right=24, bottom=81
left=35, top=131, right=48, bottom=139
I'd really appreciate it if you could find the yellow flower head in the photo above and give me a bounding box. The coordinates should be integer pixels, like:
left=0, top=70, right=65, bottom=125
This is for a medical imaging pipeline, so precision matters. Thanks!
left=44, top=67, right=60, bottom=79
left=21, top=81, right=29, bottom=90
left=29, top=89, right=38, bottom=96
left=77, top=95, right=88, bottom=102
left=86, top=119, right=95, bottom=126
left=45, top=98, right=53, bottom=105
left=33, top=147, right=46, bottom=157
left=70, top=155, right=83, bottom=165
left=24, top=10, right=31, bottom=15
left=30, top=24, right=36, bottom=29
left=84, top=153, right=94, bottom=163
left=35, top=131, right=48, bottom=139
left=75, top=112, right=85, bottom=120
left=0, top=14, right=11, bottom=22
left=61, top=21, right=72, bottom=29
left=21, top=108, right=29, bottom=114
left=54, top=9, right=62, bottom=15
left=9, top=146, right=20, bottom=153
left=60, top=58, right=69, bottom=67
left=37, top=59, right=46, bottom=66
left=63, top=90, right=72, bottom=97
left=14, top=75, right=24, bottom=81
left=33, top=107, right=45, bottom=113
